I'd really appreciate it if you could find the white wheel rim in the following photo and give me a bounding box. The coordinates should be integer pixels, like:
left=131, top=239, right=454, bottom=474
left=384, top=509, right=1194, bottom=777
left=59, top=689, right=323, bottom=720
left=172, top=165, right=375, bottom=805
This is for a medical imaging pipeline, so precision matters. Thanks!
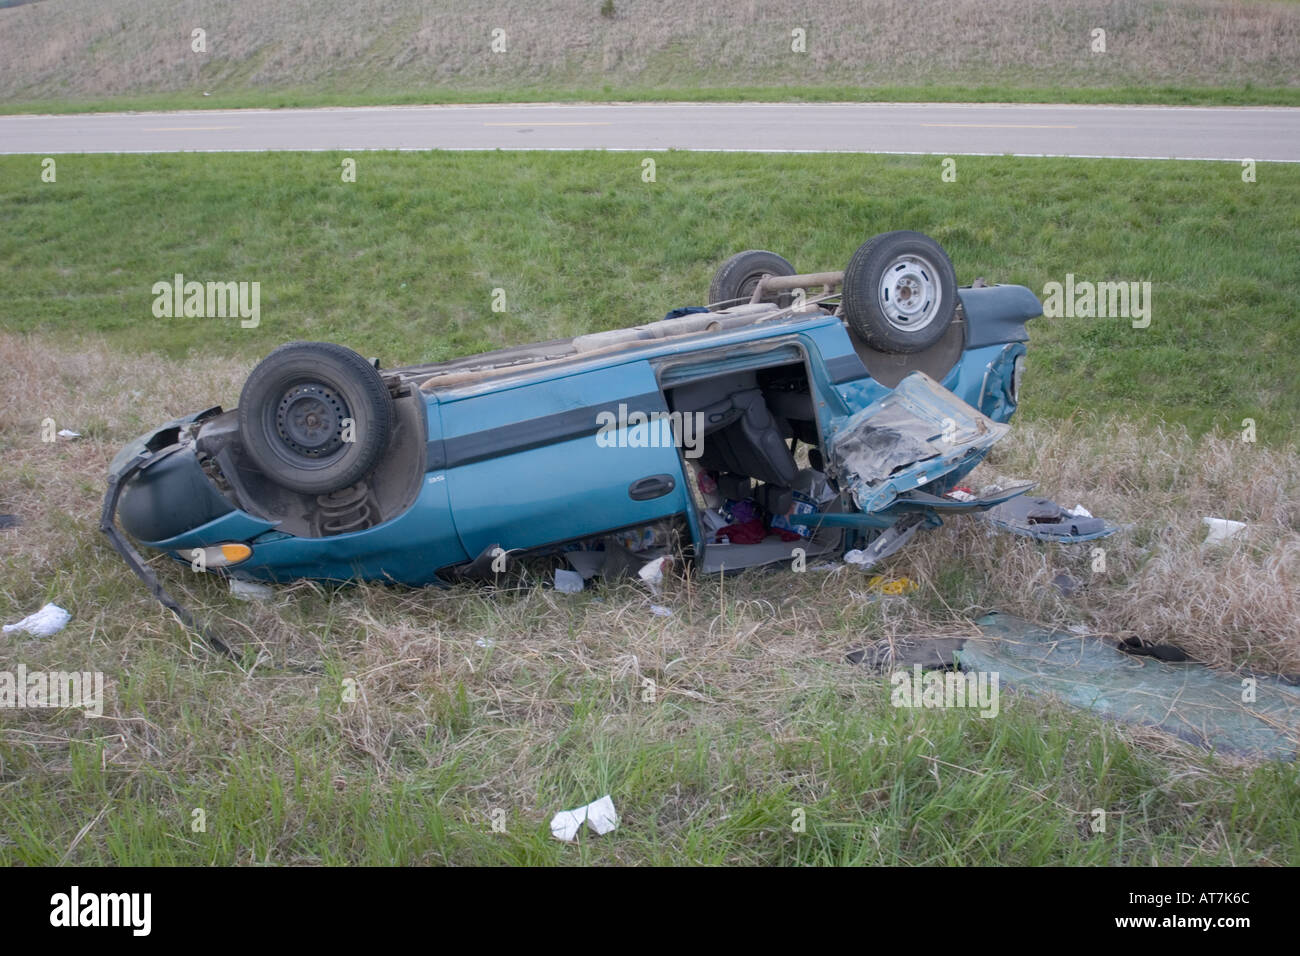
left=878, top=254, right=942, bottom=332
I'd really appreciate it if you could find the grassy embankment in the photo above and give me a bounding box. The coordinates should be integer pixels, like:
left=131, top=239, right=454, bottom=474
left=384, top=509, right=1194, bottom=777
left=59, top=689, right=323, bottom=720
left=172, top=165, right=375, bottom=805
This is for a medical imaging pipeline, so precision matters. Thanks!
left=1, top=150, right=1297, bottom=864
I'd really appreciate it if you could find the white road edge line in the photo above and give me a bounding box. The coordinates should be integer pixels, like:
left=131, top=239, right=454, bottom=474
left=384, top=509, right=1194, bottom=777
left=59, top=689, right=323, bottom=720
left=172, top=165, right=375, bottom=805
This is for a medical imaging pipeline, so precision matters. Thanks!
left=3, top=102, right=1299, bottom=119
left=0, top=146, right=1293, bottom=162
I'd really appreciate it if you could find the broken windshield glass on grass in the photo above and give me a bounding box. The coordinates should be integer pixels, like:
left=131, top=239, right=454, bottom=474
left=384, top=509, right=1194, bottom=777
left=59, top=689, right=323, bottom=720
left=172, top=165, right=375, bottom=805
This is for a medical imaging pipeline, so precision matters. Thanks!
left=851, top=614, right=1299, bottom=760
left=958, top=613, right=1300, bottom=761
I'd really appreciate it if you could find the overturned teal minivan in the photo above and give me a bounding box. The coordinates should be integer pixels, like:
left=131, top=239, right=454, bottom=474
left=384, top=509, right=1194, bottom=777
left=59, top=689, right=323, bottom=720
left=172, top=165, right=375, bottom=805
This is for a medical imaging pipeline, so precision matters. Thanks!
left=104, top=231, right=1083, bottom=625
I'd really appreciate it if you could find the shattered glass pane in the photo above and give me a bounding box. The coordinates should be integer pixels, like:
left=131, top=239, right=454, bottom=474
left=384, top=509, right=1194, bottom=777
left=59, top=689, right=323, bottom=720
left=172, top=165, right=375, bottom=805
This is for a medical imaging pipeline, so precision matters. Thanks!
left=958, top=613, right=1300, bottom=761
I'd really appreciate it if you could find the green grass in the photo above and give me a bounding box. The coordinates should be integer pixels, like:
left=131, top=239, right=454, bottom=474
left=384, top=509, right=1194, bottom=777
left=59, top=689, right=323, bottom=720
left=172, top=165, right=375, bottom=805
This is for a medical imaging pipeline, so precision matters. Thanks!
left=5, top=83, right=1300, bottom=115
left=2, top=150, right=1298, bottom=865
left=1, top=575, right=1296, bottom=866
left=1, top=151, right=1296, bottom=439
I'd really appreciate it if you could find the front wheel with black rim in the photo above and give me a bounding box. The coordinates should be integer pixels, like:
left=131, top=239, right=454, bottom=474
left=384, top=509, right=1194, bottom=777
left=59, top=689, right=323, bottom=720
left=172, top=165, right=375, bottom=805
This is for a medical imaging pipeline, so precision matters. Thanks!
left=237, top=341, right=394, bottom=496
left=842, top=231, right=957, bottom=353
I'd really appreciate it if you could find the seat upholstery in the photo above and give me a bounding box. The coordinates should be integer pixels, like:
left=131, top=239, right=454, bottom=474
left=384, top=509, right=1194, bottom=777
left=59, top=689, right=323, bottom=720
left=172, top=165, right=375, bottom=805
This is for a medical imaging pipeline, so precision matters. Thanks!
left=694, top=388, right=799, bottom=487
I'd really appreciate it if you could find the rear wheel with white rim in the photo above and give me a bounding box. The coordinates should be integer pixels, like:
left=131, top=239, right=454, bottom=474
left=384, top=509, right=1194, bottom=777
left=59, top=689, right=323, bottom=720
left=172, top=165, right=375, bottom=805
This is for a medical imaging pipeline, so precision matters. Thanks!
left=842, top=231, right=957, bottom=353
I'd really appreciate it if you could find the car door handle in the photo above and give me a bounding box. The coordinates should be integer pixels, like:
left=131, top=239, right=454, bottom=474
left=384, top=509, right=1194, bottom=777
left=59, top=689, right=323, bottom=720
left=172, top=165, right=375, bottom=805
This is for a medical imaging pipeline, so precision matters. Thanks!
left=628, top=474, right=676, bottom=501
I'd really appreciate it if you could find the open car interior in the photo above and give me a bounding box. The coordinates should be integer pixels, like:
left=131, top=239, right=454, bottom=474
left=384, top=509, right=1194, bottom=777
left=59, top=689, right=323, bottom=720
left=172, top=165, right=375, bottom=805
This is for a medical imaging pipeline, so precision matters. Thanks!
left=666, top=360, right=844, bottom=573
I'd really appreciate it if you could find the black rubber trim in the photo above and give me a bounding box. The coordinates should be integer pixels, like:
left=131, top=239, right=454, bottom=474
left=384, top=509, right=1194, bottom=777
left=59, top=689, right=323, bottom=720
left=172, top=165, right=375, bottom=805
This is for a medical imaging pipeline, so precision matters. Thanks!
left=825, top=352, right=870, bottom=385
left=430, top=390, right=667, bottom=471
left=425, top=438, right=446, bottom=471
left=100, top=452, right=238, bottom=660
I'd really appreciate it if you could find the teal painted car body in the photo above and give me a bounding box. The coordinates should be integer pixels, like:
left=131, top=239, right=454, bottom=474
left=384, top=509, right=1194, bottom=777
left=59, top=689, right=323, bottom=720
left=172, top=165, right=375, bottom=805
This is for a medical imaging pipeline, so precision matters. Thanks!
left=107, top=284, right=1044, bottom=587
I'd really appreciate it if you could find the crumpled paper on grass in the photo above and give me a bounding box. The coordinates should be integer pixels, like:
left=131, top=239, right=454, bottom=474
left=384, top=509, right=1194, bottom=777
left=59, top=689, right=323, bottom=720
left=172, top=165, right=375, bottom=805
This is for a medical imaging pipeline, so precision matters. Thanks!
left=638, top=557, right=670, bottom=594
left=550, top=795, right=619, bottom=842
left=1202, top=517, right=1247, bottom=546
left=3, top=603, right=71, bottom=637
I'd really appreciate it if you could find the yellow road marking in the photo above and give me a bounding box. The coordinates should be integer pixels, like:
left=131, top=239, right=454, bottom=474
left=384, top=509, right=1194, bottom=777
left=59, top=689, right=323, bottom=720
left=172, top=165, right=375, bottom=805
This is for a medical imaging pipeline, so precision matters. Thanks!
left=482, top=121, right=612, bottom=127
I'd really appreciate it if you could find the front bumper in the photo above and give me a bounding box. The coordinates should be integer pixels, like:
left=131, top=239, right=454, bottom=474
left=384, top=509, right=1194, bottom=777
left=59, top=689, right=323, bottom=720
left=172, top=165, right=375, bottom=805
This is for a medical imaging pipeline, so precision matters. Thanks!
left=102, top=408, right=237, bottom=657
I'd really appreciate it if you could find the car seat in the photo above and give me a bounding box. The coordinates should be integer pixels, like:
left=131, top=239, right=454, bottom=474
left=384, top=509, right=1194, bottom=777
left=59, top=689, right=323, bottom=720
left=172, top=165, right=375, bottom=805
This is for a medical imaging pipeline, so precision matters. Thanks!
left=691, top=388, right=799, bottom=488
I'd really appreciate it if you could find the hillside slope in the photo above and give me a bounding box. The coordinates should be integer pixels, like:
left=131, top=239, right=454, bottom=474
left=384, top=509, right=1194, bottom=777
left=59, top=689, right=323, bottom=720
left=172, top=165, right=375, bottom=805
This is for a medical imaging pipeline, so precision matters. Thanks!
left=1, top=0, right=1297, bottom=106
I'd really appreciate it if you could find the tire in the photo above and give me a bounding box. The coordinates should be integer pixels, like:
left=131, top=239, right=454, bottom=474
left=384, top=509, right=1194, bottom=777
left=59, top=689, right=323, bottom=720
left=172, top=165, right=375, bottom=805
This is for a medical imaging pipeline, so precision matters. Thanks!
left=237, top=341, right=394, bottom=496
left=708, top=250, right=797, bottom=309
left=842, top=231, right=957, bottom=353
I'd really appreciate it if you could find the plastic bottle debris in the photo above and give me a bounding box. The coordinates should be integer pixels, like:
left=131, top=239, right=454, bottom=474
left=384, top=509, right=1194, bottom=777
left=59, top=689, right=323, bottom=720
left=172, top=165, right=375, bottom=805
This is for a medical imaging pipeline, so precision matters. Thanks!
left=554, top=569, right=585, bottom=594
left=612, top=524, right=671, bottom=553
left=229, top=578, right=273, bottom=601
left=649, top=604, right=673, bottom=617
left=1202, top=517, right=1246, bottom=546
left=57, top=429, right=81, bottom=439
left=550, top=795, right=619, bottom=842
left=3, top=603, right=71, bottom=637
left=638, top=556, right=670, bottom=593
left=699, top=509, right=728, bottom=536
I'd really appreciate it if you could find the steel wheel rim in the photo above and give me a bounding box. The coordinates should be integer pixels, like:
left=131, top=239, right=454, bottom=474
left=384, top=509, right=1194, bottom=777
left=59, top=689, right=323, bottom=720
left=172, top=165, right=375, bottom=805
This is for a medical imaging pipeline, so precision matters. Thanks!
left=878, top=254, right=942, bottom=332
left=274, top=383, right=349, bottom=458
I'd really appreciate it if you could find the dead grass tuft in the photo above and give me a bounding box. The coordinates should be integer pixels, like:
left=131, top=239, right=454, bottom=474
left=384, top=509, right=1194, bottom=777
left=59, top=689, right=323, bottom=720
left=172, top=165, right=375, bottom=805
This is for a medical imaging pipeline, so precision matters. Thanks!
left=1, top=332, right=1297, bottom=864
left=1, top=0, right=1298, bottom=101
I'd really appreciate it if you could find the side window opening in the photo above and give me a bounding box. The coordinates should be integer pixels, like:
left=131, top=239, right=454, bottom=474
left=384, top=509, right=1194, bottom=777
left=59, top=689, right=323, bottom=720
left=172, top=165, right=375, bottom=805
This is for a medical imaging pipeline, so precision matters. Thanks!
left=665, top=359, right=846, bottom=573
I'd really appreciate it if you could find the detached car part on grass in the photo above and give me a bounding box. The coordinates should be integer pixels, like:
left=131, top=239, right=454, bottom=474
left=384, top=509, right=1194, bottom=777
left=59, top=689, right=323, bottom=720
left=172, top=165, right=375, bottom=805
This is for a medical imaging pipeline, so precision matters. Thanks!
left=103, top=230, right=1109, bottom=638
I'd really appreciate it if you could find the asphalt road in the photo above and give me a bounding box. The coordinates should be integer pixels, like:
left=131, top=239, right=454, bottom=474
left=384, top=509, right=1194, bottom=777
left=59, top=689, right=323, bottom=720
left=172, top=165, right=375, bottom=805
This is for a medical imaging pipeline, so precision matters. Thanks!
left=1, top=102, right=1297, bottom=161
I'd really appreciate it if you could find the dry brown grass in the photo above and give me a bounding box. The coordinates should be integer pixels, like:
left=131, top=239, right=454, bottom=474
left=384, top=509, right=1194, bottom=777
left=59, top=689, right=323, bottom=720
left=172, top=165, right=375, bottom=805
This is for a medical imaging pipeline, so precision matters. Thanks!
left=1, top=0, right=1297, bottom=101
left=2, top=329, right=1296, bottom=684
left=947, top=415, right=1300, bottom=674
left=2, top=332, right=1298, bottom=863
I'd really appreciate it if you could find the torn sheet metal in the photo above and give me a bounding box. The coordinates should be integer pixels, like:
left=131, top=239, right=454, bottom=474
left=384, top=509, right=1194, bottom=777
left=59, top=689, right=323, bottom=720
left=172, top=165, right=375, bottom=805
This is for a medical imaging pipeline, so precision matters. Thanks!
left=958, top=613, right=1300, bottom=761
left=842, top=513, right=927, bottom=570
left=983, top=495, right=1117, bottom=543
left=829, top=372, right=1009, bottom=513
left=1202, top=516, right=1247, bottom=546
left=892, top=481, right=1036, bottom=514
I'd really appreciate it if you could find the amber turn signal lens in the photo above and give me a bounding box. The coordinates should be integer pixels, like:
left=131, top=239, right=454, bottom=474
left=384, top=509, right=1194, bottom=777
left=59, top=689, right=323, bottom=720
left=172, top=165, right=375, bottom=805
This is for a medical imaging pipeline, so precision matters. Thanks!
left=219, top=543, right=252, bottom=564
